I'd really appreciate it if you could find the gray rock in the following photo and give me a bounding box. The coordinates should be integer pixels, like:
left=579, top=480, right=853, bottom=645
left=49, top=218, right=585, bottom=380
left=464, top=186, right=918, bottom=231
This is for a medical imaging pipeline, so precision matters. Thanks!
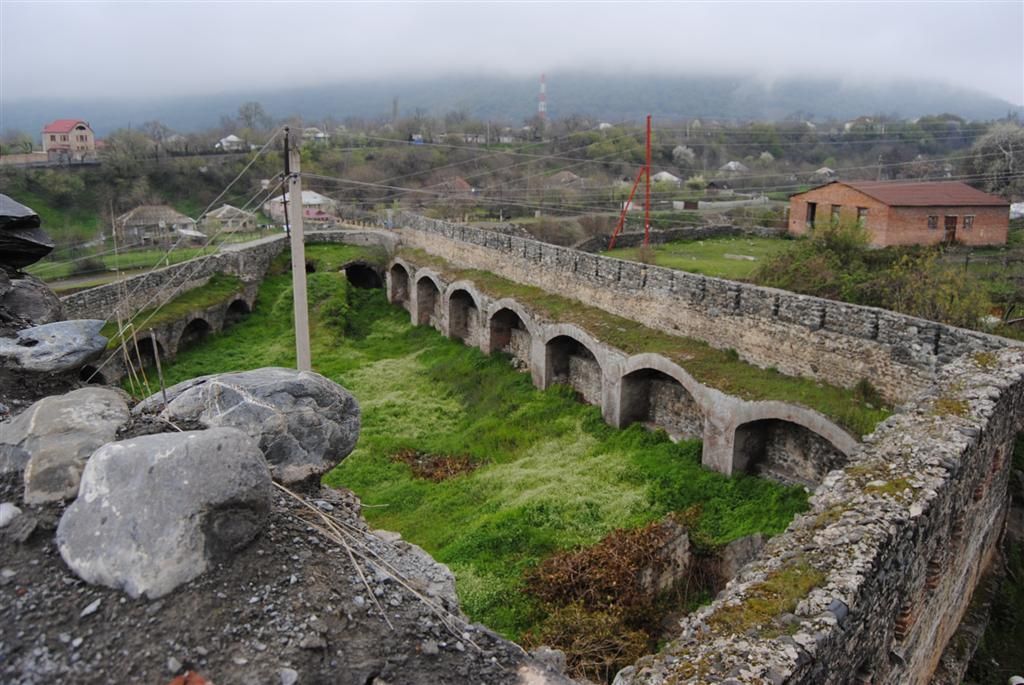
left=279, top=668, right=299, bottom=685
left=529, top=646, right=568, bottom=674
left=0, top=502, right=21, bottom=528
left=0, top=319, right=106, bottom=373
left=718, top=533, right=765, bottom=580
left=56, top=428, right=272, bottom=599
left=0, top=273, right=62, bottom=326
left=3, top=387, right=130, bottom=503
left=134, top=367, right=360, bottom=484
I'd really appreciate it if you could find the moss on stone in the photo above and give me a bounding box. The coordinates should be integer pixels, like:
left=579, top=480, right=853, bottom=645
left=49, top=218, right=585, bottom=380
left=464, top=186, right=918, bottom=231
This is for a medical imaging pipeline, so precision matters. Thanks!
left=706, top=558, right=826, bottom=637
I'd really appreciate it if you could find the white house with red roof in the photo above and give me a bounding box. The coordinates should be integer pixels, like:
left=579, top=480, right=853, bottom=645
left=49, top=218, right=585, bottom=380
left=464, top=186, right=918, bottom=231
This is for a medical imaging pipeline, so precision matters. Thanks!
left=40, top=119, right=96, bottom=162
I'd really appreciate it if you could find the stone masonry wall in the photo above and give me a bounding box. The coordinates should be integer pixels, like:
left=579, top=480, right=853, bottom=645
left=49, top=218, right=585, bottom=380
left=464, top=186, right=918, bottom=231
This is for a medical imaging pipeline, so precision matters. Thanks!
left=646, top=378, right=704, bottom=440
left=61, top=236, right=288, bottom=321
left=615, top=348, right=1024, bottom=685
left=752, top=422, right=847, bottom=487
left=397, top=212, right=1012, bottom=403
left=566, top=354, right=603, bottom=405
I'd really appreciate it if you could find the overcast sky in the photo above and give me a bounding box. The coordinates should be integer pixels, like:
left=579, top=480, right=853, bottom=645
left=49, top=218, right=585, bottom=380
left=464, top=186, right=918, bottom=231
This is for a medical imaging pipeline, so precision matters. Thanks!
left=2, top=1, right=1022, bottom=105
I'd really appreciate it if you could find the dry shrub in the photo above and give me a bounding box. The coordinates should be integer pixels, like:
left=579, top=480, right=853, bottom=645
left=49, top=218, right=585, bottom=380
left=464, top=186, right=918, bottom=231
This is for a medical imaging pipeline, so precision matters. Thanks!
left=522, top=603, right=649, bottom=684
left=578, top=214, right=615, bottom=238
left=391, top=449, right=480, bottom=481
left=526, top=515, right=687, bottom=613
left=635, top=244, right=657, bottom=265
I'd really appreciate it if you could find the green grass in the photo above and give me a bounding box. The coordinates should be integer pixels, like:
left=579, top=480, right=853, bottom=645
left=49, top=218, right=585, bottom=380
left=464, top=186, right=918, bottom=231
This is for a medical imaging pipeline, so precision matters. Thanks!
left=157, top=248, right=809, bottom=640
left=399, top=248, right=889, bottom=437
left=602, top=236, right=795, bottom=281
left=11, top=189, right=102, bottom=243
left=102, top=274, right=244, bottom=348
left=29, top=246, right=219, bottom=281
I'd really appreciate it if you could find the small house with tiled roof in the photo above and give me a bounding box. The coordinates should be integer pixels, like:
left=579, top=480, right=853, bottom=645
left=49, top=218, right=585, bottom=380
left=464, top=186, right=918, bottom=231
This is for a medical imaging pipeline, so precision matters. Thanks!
left=116, top=205, right=201, bottom=245
left=201, top=204, right=256, bottom=233
left=40, top=119, right=96, bottom=162
left=788, top=180, right=1009, bottom=246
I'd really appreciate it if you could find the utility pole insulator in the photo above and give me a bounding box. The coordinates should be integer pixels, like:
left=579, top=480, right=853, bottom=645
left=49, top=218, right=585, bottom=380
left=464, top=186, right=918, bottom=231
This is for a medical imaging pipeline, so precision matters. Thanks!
left=286, top=129, right=312, bottom=372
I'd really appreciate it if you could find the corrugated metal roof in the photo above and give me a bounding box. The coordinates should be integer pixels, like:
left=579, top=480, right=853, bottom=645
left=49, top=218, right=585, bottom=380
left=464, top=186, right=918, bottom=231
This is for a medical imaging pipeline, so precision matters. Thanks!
left=804, top=180, right=1007, bottom=207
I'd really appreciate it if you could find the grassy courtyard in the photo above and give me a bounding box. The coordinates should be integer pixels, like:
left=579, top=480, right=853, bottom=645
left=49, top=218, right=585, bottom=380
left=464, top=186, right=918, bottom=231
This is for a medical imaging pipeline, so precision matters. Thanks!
left=153, top=244, right=809, bottom=642
left=602, top=235, right=795, bottom=280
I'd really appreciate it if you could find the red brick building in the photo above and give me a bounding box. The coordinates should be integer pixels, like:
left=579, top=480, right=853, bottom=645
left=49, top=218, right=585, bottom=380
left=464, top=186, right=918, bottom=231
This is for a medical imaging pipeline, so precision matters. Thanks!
left=788, top=181, right=1009, bottom=247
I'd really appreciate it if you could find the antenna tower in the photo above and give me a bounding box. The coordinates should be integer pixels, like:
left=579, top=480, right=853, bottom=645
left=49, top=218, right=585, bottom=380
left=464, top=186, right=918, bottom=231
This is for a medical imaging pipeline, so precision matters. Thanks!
left=537, top=73, right=547, bottom=122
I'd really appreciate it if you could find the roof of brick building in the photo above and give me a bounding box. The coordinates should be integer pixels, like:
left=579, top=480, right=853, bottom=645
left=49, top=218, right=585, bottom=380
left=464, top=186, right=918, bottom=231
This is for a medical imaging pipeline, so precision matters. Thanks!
left=802, top=180, right=1007, bottom=207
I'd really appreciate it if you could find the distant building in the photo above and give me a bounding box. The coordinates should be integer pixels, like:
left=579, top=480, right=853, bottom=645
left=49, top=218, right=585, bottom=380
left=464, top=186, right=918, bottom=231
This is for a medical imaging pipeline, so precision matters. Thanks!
left=263, top=190, right=337, bottom=223
left=651, top=171, right=682, bottom=185
left=303, top=127, right=329, bottom=143
left=116, top=205, right=201, bottom=245
left=788, top=181, right=1009, bottom=247
left=215, top=134, right=248, bottom=152
left=201, top=204, right=257, bottom=233
left=718, top=161, right=750, bottom=175
left=41, top=119, right=96, bottom=162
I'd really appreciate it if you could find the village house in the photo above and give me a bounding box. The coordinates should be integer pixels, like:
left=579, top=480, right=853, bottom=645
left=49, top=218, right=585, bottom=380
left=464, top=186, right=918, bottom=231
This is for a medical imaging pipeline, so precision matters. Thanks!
left=788, top=180, right=1009, bottom=247
left=116, top=205, right=203, bottom=245
left=215, top=134, right=249, bottom=152
left=302, top=127, right=330, bottom=144
left=201, top=204, right=257, bottom=233
left=40, top=119, right=96, bottom=162
left=263, top=190, right=337, bottom=224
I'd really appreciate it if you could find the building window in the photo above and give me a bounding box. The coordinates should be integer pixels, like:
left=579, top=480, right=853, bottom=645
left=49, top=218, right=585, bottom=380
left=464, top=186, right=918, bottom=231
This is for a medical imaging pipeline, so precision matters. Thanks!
left=61, top=135, right=67, bottom=141
left=830, top=205, right=841, bottom=223
left=49, top=135, right=56, bottom=142
left=857, top=207, right=868, bottom=225
left=806, top=202, right=817, bottom=228
left=927, top=215, right=938, bottom=230
left=964, top=215, right=975, bottom=230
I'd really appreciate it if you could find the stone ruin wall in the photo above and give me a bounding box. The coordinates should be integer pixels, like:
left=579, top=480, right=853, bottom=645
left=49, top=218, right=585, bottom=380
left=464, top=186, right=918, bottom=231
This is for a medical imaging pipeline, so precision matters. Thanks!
left=617, top=349, right=1024, bottom=685
left=396, top=212, right=1014, bottom=404
left=60, top=236, right=288, bottom=321
left=59, top=230, right=398, bottom=322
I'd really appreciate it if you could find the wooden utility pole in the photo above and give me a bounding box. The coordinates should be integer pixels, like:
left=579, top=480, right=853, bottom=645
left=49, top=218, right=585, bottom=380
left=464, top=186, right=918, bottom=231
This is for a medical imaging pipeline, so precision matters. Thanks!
left=286, top=129, right=312, bottom=371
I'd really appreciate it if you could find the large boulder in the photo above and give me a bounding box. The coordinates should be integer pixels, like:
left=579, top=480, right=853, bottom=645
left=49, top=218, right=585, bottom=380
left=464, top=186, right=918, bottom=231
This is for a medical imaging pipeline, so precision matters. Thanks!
left=0, top=319, right=106, bottom=373
left=0, top=194, right=54, bottom=270
left=0, top=387, right=130, bottom=503
left=56, top=427, right=272, bottom=599
left=0, top=272, right=62, bottom=329
left=134, top=367, right=360, bottom=484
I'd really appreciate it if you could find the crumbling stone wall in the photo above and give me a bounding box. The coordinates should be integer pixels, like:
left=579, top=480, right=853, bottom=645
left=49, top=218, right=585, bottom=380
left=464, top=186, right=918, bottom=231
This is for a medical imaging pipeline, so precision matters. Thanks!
left=615, top=349, right=1024, bottom=685
left=396, top=212, right=1012, bottom=404
left=566, top=354, right=602, bottom=405
left=647, top=377, right=704, bottom=440
left=734, top=419, right=847, bottom=487
left=61, top=236, right=287, bottom=321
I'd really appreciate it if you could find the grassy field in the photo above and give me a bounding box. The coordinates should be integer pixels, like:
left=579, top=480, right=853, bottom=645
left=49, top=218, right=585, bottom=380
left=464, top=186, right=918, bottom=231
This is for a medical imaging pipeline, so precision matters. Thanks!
left=602, top=235, right=795, bottom=280
left=155, top=244, right=809, bottom=640
left=399, top=248, right=889, bottom=437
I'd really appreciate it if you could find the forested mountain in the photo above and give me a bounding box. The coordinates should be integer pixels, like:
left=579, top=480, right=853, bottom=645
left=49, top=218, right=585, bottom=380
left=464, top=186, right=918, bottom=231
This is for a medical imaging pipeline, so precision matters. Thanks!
left=5, top=73, right=1020, bottom=136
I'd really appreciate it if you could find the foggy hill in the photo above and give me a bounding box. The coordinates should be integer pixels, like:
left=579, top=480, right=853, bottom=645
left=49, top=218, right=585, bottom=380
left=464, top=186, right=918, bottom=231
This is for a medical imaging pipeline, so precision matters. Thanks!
left=4, top=73, right=1020, bottom=136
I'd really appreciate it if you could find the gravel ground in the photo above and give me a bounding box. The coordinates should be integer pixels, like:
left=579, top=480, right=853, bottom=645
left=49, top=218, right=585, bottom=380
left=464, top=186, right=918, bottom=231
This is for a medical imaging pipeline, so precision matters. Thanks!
left=1, top=474, right=568, bottom=685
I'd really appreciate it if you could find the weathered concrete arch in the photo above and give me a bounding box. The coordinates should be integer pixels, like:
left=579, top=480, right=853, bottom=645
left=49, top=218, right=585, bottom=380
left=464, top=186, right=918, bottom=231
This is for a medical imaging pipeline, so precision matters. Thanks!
left=127, top=335, right=166, bottom=372
left=485, top=299, right=541, bottom=342
left=343, top=260, right=384, bottom=289
left=413, top=271, right=445, bottom=328
left=730, top=402, right=859, bottom=486
left=485, top=300, right=538, bottom=372
left=540, top=324, right=608, bottom=405
left=614, top=353, right=708, bottom=440
left=387, top=260, right=413, bottom=307
left=224, top=298, right=250, bottom=328
left=178, top=317, right=213, bottom=352
left=443, top=281, right=486, bottom=344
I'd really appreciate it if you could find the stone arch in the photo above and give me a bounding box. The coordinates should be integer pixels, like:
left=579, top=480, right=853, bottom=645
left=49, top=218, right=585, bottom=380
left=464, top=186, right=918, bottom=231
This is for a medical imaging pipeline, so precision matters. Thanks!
left=415, top=272, right=444, bottom=327
left=618, top=353, right=707, bottom=440
left=79, top=365, right=106, bottom=385
left=178, top=317, right=212, bottom=352
left=543, top=326, right=605, bottom=405
left=486, top=300, right=538, bottom=366
left=127, top=336, right=165, bottom=373
left=388, top=261, right=411, bottom=306
left=445, top=282, right=484, bottom=345
left=732, top=404, right=858, bottom=486
left=224, top=299, right=250, bottom=328
left=344, top=261, right=383, bottom=289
